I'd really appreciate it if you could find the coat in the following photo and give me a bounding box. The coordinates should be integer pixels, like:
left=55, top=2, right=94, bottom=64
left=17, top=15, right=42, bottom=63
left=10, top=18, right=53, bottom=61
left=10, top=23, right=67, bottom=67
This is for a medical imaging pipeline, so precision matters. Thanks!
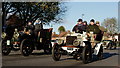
left=87, top=24, right=101, bottom=34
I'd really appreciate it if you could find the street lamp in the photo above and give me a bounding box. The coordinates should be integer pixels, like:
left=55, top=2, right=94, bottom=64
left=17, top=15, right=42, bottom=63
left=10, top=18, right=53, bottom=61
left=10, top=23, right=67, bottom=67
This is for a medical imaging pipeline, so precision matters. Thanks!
left=82, top=14, right=84, bottom=20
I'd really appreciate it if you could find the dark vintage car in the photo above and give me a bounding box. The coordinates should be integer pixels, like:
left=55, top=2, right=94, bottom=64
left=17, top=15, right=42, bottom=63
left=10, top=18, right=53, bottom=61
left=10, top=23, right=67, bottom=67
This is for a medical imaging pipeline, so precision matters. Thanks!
left=2, top=27, right=22, bottom=56
left=2, top=26, right=53, bottom=56
left=20, top=28, right=53, bottom=56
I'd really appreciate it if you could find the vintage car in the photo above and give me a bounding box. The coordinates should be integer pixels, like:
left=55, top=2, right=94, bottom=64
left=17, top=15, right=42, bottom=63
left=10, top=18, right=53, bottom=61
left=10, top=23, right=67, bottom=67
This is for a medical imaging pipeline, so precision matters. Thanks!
left=2, top=28, right=22, bottom=55
left=2, top=27, right=53, bottom=56
left=102, top=40, right=117, bottom=49
left=20, top=28, right=53, bottom=56
left=52, top=32, right=103, bottom=64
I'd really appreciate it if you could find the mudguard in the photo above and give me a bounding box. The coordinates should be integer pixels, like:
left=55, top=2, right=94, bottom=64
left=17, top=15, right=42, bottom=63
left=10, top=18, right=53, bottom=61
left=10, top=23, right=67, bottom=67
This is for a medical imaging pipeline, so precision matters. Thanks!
left=93, top=42, right=103, bottom=55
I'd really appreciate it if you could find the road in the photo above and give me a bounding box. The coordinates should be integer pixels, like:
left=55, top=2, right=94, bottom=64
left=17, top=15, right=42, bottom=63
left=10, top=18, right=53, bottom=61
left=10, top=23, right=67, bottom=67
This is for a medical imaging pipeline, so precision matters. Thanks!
left=1, top=48, right=120, bottom=67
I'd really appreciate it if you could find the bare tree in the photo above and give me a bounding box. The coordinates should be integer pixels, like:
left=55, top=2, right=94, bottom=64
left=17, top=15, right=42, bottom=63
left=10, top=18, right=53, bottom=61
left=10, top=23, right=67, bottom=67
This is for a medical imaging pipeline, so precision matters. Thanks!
left=102, top=17, right=118, bottom=34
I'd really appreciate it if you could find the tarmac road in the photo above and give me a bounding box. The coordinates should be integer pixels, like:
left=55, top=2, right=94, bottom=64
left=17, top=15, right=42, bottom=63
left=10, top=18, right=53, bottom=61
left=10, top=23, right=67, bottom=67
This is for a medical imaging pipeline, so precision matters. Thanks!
left=1, top=48, right=120, bottom=67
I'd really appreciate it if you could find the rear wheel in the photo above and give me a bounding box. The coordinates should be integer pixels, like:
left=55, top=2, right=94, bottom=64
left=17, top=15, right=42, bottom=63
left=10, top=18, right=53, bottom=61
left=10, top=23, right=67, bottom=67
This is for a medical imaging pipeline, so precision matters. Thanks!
left=52, top=43, right=61, bottom=61
left=108, top=43, right=112, bottom=49
left=113, top=42, right=117, bottom=49
left=82, top=44, right=92, bottom=64
left=20, top=39, right=33, bottom=56
left=2, top=40, right=11, bottom=56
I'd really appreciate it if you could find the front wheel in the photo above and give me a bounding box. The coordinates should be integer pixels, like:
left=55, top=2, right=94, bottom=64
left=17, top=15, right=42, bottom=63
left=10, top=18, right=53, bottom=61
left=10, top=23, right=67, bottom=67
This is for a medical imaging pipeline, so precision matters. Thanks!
left=20, top=39, right=33, bottom=56
left=52, top=43, right=61, bottom=61
left=82, top=44, right=92, bottom=64
left=2, top=40, right=11, bottom=56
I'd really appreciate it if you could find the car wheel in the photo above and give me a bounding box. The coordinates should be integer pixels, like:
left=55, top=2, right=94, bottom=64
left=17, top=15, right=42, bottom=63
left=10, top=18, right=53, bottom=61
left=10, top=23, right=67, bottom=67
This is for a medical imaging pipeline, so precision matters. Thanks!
left=20, top=39, right=33, bottom=56
left=52, top=43, right=61, bottom=61
left=82, top=44, right=92, bottom=64
left=2, top=40, right=11, bottom=56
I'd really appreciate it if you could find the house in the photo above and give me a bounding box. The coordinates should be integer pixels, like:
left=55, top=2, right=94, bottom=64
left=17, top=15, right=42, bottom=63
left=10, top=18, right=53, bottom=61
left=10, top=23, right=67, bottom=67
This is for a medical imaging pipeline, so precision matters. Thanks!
left=51, top=30, right=71, bottom=41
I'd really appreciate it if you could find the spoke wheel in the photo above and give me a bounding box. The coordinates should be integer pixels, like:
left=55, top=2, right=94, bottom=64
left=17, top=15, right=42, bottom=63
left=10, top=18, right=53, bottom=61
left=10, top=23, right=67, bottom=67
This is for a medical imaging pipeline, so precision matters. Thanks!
left=20, top=39, right=33, bottom=56
left=82, top=44, right=92, bottom=64
left=2, top=40, right=11, bottom=56
left=52, top=43, right=61, bottom=61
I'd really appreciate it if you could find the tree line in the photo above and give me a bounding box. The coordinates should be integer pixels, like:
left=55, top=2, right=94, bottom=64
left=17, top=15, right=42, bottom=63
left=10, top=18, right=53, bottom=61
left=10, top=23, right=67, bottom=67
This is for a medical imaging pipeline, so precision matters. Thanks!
left=2, top=2, right=66, bottom=27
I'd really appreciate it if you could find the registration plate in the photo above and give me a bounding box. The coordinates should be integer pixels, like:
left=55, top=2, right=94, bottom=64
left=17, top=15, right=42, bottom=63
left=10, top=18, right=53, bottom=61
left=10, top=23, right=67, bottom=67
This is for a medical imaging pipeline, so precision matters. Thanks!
left=7, top=40, right=10, bottom=45
left=67, top=47, right=73, bottom=50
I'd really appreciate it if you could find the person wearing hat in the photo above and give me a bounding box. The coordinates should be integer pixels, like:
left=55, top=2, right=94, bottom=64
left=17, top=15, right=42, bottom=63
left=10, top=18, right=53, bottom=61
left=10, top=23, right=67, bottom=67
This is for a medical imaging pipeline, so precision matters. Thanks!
left=96, top=21, right=107, bottom=41
left=72, top=19, right=84, bottom=33
left=86, top=19, right=101, bottom=48
left=96, top=21, right=107, bottom=32
left=87, top=19, right=101, bottom=34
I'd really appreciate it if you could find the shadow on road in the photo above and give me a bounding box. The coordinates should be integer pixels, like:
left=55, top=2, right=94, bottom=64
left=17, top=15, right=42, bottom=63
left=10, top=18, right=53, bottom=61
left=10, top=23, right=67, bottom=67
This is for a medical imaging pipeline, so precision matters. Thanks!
left=91, top=52, right=119, bottom=63
left=58, top=51, right=119, bottom=64
left=103, top=52, right=119, bottom=59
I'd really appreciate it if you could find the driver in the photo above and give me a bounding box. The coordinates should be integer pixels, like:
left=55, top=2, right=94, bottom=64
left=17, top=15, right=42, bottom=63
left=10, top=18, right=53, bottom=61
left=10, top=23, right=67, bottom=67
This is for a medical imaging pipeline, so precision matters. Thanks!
left=87, top=19, right=101, bottom=34
left=86, top=19, right=101, bottom=48
left=72, top=19, right=84, bottom=33
left=25, top=21, right=35, bottom=35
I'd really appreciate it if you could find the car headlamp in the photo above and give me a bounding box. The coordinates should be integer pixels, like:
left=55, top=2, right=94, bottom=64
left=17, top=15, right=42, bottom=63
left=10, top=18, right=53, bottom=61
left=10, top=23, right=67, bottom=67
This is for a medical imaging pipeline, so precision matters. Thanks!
left=1, top=32, right=6, bottom=38
left=56, top=39, right=64, bottom=45
left=13, top=33, right=19, bottom=39
left=73, top=39, right=79, bottom=46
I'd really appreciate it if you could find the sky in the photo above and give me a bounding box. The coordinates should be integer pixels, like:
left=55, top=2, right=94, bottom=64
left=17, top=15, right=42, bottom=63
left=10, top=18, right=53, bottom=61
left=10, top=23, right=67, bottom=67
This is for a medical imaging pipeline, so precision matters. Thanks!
left=44, top=2, right=118, bottom=34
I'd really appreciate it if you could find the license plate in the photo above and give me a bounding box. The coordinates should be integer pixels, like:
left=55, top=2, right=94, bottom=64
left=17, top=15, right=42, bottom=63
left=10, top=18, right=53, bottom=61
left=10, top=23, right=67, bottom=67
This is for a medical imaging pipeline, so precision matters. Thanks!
left=67, top=47, right=73, bottom=50
left=7, top=40, right=10, bottom=45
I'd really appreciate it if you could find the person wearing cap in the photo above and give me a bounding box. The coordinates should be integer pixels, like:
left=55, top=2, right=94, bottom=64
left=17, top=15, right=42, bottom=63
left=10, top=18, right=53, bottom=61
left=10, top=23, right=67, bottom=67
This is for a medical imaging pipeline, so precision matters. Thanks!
left=72, top=19, right=84, bottom=33
left=96, top=21, right=107, bottom=33
left=87, top=19, right=101, bottom=48
left=96, top=21, right=107, bottom=41
left=87, top=19, right=101, bottom=34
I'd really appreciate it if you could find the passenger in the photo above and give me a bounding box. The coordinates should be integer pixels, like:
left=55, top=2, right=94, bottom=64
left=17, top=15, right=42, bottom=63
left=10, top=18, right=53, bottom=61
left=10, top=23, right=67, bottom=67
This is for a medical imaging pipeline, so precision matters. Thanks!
left=82, top=21, right=88, bottom=32
left=25, top=21, right=35, bottom=35
left=72, top=19, right=84, bottom=33
left=95, top=21, right=106, bottom=41
left=34, top=20, right=43, bottom=40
